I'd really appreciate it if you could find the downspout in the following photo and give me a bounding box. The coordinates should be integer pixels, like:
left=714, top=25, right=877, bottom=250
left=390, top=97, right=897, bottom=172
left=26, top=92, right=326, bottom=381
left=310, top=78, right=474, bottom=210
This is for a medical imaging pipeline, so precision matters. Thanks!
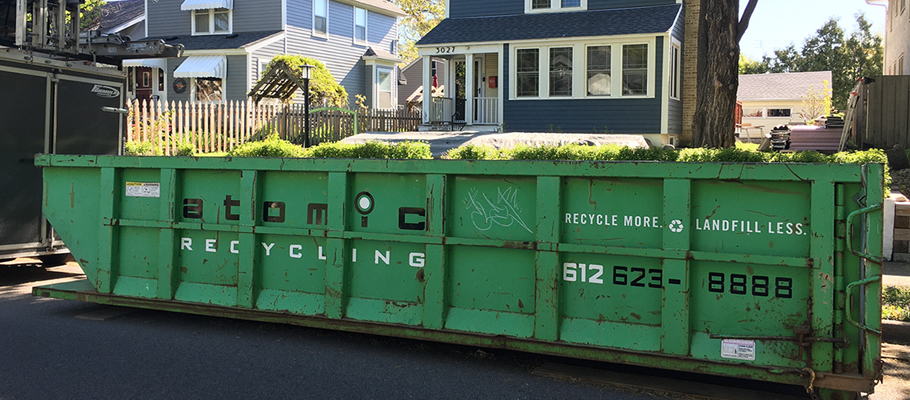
left=865, top=0, right=888, bottom=71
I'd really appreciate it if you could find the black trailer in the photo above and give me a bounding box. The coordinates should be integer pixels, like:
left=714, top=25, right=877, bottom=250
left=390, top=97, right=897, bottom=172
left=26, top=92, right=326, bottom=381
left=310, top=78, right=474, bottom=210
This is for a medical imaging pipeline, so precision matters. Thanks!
left=0, top=48, right=123, bottom=262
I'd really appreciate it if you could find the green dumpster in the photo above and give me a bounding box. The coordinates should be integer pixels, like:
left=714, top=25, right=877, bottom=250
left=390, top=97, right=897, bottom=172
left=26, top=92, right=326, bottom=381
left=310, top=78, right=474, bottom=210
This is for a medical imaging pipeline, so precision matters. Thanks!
left=33, top=155, right=883, bottom=399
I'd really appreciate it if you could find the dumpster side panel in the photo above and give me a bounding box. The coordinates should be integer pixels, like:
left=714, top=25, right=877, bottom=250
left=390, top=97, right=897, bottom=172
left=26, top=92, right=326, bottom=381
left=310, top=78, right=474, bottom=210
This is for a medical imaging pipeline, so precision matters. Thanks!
left=36, top=156, right=883, bottom=392
left=42, top=167, right=102, bottom=284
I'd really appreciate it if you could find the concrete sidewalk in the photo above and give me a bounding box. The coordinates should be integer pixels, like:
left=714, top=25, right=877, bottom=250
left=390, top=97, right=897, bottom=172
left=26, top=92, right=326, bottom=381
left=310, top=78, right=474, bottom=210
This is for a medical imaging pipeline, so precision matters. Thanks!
left=872, top=262, right=910, bottom=399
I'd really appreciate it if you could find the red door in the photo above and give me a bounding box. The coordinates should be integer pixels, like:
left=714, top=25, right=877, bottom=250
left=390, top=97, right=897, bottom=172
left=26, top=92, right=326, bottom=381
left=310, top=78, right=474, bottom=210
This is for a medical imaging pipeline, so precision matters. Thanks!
left=135, top=67, right=153, bottom=103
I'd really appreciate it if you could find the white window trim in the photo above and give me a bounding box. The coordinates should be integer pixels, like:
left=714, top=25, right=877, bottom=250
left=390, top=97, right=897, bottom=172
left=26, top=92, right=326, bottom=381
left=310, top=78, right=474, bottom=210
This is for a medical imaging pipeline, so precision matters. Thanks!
left=525, top=0, right=587, bottom=13
left=353, top=7, right=367, bottom=46
left=190, top=77, right=225, bottom=103
left=375, top=65, right=395, bottom=110
left=313, top=0, right=329, bottom=38
left=191, top=9, right=232, bottom=36
left=509, top=37, right=656, bottom=101
left=668, top=38, right=681, bottom=100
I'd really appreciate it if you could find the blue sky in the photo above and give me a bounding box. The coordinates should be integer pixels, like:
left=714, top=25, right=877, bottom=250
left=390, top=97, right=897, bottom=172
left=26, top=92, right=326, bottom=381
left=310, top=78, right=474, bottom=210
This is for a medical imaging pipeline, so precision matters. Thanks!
left=738, top=0, right=887, bottom=60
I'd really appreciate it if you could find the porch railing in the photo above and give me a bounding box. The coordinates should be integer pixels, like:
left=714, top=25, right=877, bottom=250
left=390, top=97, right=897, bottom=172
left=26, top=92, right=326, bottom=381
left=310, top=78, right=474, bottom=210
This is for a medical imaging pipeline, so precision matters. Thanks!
left=473, top=97, right=499, bottom=125
left=429, top=97, right=454, bottom=124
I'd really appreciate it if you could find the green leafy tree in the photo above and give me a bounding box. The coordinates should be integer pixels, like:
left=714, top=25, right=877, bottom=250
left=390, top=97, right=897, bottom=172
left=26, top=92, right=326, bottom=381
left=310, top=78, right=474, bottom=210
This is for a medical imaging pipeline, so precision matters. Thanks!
left=79, top=0, right=107, bottom=30
left=739, top=54, right=771, bottom=75
left=739, top=15, right=882, bottom=110
left=261, top=55, right=348, bottom=107
left=396, top=0, right=445, bottom=64
left=846, top=13, right=884, bottom=86
left=800, top=80, right=833, bottom=121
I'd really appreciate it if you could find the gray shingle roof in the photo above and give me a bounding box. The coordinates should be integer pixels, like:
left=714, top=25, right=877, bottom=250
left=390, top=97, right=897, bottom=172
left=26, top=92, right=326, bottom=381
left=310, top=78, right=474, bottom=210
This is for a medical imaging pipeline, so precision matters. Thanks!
left=145, top=31, right=284, bottom=51
left=98, top=0, right=145, bottom=34
left=417, top=4, right=681, bottom=46
left=737, top=71, right=833, bottom=101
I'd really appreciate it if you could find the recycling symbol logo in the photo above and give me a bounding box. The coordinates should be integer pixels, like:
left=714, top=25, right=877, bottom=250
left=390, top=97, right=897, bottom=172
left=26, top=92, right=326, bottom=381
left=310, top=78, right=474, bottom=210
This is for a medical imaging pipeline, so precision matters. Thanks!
left=669, top=220, right=684, bottom=233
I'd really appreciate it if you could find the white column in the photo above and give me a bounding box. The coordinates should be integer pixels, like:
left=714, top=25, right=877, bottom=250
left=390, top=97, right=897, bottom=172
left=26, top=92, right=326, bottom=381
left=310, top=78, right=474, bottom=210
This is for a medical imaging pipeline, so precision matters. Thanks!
left=422, top=55, right=432, bottom=124
left=465, top=53, right=474, bottom=126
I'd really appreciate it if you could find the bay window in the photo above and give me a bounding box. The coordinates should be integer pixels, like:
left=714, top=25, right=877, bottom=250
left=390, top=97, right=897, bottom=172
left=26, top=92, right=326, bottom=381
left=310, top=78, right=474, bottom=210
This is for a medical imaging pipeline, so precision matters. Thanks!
left=511, top=39, right=653, bottom=100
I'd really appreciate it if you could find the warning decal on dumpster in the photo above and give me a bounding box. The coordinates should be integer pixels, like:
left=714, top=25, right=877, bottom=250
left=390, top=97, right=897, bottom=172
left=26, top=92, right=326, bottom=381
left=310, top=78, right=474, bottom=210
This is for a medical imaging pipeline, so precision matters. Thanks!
left=125, top=182, right=160, bottom=198
left=721, top=339, right=756, bottom=361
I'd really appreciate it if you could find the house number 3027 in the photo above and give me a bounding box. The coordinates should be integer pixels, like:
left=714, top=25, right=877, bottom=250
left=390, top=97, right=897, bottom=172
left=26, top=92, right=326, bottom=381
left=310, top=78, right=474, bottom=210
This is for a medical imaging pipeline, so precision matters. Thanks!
left=435, top=46, right=455, bottom=54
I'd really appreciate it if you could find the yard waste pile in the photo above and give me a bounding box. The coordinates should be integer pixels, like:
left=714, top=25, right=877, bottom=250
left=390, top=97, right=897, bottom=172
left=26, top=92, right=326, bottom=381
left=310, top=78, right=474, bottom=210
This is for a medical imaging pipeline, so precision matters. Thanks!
left=33, top=142, right=887, bottom=400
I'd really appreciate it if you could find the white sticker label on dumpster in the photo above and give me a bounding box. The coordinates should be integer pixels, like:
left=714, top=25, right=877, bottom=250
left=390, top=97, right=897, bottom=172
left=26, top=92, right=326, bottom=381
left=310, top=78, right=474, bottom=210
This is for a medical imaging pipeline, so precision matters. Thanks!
left=721, top=339, right=755, bottom=361
left=125, top=182, right=160, bottom=198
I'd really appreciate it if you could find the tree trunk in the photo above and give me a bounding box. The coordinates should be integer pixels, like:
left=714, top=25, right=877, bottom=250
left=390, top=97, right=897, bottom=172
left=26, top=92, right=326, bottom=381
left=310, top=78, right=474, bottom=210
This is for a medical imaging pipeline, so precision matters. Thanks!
left=691, top=0, right=741, bottom=148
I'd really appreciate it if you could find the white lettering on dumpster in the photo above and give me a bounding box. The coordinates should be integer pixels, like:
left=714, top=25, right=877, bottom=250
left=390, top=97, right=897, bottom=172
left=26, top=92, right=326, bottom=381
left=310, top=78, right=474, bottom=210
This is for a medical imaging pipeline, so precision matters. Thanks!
left=563, top=213, right=661, bottom=229
left=694, top=219, right=806, bottom=236
left=179, top=238, right=426, bottom=268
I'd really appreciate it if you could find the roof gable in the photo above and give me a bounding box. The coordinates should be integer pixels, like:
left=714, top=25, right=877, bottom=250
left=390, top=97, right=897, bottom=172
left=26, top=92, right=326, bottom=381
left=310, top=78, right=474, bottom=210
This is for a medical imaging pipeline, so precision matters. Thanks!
left=98, top=0, right=146, bottom=34
left=737, top=71, right=833, bottom=101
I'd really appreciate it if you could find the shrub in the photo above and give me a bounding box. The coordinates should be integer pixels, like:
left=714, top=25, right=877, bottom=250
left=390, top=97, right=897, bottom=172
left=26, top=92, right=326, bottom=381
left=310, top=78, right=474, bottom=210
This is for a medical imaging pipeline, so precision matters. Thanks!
left=175, top=140, right=196, bottom=156
left=883, top=286, right=910, bottom=322
left=261, top=55, right=348, bottom=107
left=227, top=135, right=305, bottom=157
left=124, top=141, right=161, bottom=156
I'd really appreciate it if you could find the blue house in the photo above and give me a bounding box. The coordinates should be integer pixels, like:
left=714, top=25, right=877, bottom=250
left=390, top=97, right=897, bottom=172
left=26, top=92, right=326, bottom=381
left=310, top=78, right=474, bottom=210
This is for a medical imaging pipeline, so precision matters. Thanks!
left=416, top=0, right=685, bottom=146
left=128, top=0, right=404, bottom=108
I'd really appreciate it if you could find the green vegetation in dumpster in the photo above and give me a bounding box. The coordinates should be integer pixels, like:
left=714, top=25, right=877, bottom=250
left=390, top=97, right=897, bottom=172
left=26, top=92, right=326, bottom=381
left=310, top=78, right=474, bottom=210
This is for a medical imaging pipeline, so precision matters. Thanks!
left=303, top=140, right=432, bottom=159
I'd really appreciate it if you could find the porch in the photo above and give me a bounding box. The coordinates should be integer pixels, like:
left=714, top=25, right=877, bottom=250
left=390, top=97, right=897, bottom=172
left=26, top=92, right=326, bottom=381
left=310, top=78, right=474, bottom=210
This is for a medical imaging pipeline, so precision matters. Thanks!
left=418, top=50, right=502, bottom=131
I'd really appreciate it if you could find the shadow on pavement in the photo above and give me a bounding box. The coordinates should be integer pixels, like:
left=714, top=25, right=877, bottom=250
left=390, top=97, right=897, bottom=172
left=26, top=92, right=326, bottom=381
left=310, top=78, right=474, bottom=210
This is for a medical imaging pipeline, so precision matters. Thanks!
left=0, top=262, right=83, bottom=287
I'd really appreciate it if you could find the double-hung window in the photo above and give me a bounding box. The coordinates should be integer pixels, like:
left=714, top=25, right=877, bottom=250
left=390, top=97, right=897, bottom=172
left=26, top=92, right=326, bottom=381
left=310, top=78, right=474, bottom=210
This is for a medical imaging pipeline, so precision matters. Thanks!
left=354, top=7, right=367, bottom=44
left=668, top=41, right=681, bottom=99
left=193, top=9, right=231, bottom=35
left=313, top=0, right=328, bottom=37
left=586, top=45, right=611, bottom=96
left=377, top=67, right=393, bottom=109
left=516, top=48, right=540, bottom=97
left=527, top=0, right=586, bottom=13
left=622, top=44, right=648, bottom=96
left=549, top=47, right=573, bottom=97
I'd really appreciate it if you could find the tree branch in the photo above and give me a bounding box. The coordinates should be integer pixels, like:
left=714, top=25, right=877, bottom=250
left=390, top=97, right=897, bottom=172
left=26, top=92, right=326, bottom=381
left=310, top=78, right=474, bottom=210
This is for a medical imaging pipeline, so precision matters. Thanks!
left=737, top=0, right=759, bottom=42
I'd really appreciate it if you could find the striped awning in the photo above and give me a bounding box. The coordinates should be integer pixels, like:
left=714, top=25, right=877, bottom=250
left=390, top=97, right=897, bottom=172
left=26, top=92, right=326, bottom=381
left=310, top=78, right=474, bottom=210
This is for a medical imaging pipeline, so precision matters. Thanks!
left=173, top=55, right=226, bottom=79
left=181, top=0, right=232, bottom=10
left=122, top=58, right=167, bottom=70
